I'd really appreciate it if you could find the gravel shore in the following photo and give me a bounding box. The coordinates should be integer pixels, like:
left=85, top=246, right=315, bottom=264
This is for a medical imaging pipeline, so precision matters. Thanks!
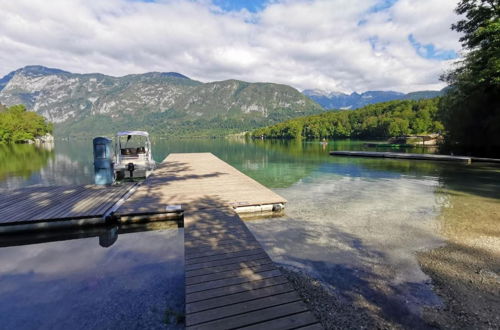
left=279, top=186, right=500, bottom=330
left=417, top=188, right=500, bottom=330
left=279, top=266, right=406, bottom=329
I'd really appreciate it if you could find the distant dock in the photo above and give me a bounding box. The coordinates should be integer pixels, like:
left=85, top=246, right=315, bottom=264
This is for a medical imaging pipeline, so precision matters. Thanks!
left=330, top=150, right=472, bottom=164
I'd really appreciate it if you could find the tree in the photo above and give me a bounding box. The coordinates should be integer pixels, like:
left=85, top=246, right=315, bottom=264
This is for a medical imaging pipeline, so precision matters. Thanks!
left=0, top=104, right=53, bottom=143
left=439, top=0, right=500, bottom=156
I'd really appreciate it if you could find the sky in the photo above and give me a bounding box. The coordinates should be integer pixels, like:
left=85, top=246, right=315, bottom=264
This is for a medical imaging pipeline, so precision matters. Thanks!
left=0, top=0, right=462, bottom=93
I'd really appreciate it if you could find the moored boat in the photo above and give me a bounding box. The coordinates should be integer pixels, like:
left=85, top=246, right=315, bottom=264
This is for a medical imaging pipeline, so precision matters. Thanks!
left=114, top=131, right=156, bottom=180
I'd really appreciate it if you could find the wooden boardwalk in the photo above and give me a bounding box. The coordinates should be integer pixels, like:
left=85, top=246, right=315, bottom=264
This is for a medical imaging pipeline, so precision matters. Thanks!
left=0, top=184, right=134, bottom=232
left=184, top=207, right=321, bottom=330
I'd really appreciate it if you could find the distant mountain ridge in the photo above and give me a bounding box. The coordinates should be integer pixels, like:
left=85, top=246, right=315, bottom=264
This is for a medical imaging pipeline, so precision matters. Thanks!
left=0, top=66, right=323, bottom=137
left=302, top=89, right=444, bottom=109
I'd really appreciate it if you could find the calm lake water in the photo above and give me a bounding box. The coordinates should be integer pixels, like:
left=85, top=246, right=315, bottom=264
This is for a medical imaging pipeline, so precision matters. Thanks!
left=1, top=139, right=499, bottom=329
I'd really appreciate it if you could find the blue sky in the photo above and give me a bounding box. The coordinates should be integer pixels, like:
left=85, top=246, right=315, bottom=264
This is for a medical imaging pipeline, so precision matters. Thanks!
left=408, top=34, right=458, bottom=61
left=0, top=0, right=462, bottom=93
left=213, top=0, right=269, bottom=12
left=370, top=0, right=398, bottom=13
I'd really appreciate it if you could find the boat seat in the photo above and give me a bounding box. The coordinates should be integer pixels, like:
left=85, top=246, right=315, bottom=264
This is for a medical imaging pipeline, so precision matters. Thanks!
left=121, top=148, right=138, bottom=156
left=137, top=147, right=146, bottom=154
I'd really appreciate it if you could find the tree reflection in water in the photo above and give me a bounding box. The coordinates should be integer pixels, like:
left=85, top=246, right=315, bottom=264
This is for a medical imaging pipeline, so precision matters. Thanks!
left=0, top=143, right=54, bottom=182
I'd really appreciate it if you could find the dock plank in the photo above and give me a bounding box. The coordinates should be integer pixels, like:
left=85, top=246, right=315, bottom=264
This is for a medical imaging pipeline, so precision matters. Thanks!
left=186, top=263, right=277, bottom=286
left=185, top=301, right=310, bottom=330
left=185, top=241, right=262, bottom=257
left=237, top=312, right=320, bottom=330
left=186, top=292, right=302, bottom=326
left=186, top=283, right=295, bottom=314
left=185, top=252, right=271, bottom=271
left=186, top=248, right=266, bottom=265
left=185, top=257, right=274, bottom=278
left=186, top=269, right=283, bottom=294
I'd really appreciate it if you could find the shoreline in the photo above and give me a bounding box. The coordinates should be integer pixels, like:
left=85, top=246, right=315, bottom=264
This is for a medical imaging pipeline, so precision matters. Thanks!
left=279, top=265, right=408, bottom=329
left=279, top=185, right=500, bottom=329
left=417, top=187, right=500, bottom=329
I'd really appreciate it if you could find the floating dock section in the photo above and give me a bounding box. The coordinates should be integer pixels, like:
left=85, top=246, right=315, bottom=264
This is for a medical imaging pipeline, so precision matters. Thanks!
left=330, top=150, right=472, bottom=163
left=0, top=184, right=135, bottom=233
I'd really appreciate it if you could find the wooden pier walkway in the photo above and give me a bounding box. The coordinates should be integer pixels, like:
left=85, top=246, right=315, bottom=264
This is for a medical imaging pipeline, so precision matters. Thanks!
left=184, top=207, right=321, bottom=329
left=0, top=184, right=134, bottom=233
left=330, top=150, right=472, bottom=163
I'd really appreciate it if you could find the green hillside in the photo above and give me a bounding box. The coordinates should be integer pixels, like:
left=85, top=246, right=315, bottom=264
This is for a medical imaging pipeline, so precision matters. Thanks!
left=251, top=98, right=444, bottom=139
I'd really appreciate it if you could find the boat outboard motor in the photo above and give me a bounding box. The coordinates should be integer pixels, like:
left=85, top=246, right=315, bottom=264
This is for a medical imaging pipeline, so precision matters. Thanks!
left=93, top=137, right=114, bottom=185
left=127, top=162, right=135, bottom=178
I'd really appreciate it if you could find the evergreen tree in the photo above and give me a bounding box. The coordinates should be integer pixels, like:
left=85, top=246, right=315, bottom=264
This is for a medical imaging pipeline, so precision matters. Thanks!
left=439, top=0, right=500, bottom=156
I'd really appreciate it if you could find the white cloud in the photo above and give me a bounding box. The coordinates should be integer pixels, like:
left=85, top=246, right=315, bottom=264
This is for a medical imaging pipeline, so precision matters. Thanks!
left=0, top=0, right=462, bottom=93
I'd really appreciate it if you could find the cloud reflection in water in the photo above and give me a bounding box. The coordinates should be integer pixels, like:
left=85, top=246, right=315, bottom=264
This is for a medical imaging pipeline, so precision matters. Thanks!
left=0, top=228, right=184, bottom=330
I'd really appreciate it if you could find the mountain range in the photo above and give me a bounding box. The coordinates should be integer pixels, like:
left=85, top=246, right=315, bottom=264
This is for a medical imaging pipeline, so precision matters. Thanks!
left=0, top=65, right=445, bottom=137
left=302, top=89, right=444, bottom=110
left=0, top=66, right=323, bottom=137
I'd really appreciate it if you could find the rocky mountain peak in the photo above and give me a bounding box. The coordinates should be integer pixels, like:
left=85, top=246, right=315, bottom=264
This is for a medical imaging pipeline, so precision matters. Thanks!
left=0, top=65, right=324, bottom=137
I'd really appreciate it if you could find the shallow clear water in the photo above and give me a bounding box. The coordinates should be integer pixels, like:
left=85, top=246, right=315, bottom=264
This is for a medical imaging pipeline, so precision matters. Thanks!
left=1, top=138, right=499, bottom=328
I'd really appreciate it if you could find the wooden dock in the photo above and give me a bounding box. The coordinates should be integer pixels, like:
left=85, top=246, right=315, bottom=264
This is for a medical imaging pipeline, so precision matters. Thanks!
left=115, top=153, right=287, bottom=217
left=330, top=150, right=472, bottom=163
left=0, top=184, right=135, bottom=233
left=115, top=153, right=320, bottom=329
left=184, top=207, right=321, bottom=329
left=1, top=153, right=322, bottom=328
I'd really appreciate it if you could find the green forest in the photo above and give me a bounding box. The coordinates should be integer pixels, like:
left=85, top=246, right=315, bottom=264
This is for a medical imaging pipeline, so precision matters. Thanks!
left=250, top=98, right=444, bottom=139
left=0, top=104, right=53, bottom=143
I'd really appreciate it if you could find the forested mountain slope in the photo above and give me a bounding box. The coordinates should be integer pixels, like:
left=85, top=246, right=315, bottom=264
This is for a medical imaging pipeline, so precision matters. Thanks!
left=0, top=66, right=324, bottom=137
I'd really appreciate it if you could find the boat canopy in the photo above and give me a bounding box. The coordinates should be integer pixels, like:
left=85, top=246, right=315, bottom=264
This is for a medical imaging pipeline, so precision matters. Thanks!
left=116, top=131, right=149, bottom=137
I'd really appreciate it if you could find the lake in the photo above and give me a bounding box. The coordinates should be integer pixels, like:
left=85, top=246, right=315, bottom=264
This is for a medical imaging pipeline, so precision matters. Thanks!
left=0, top=138, right=499, bottom=329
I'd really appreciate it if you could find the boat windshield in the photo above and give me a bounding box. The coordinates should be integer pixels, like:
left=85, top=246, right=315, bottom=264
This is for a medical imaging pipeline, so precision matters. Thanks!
left=118, top=135, right=149, bottom=156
